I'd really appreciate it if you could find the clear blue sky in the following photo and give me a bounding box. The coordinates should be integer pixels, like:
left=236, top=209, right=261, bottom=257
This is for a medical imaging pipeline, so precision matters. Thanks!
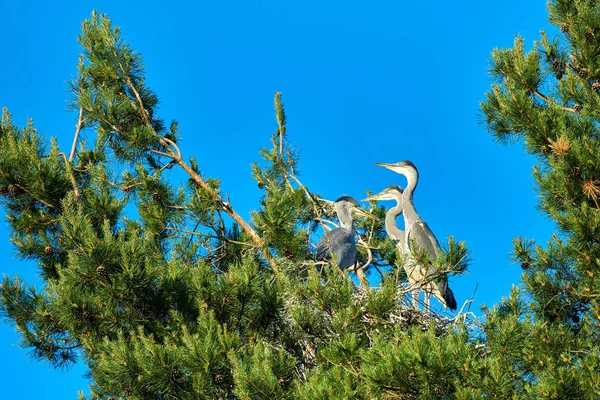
left=0, top=0, right=554, bottom=397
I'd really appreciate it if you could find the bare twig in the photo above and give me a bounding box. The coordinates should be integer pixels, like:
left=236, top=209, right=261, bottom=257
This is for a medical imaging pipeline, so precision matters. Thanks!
left=149, top=148, right=174, bottom=158
left=355, top=237, right=375, bottom=286
left=466, top=282, right=479, bottom=315
left=162, top=137, right=182, bottom=161
left=111, top=54, right=279, bottom=272
left=166, top=226, right=257, bottom=248
left=69, top=107, right=84, bottom=163
left=59, top=152, right=80, bottom=201
left=13, top=184, right=56, bottom=209
left=533, top=90, right=577, bottom=113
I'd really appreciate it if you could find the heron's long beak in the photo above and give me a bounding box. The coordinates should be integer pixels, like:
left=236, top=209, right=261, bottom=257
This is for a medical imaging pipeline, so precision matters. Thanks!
left=318, top=197, right=334, bottom=205
left=375, top=162, right=397, bottom=171
left=362, top=193, right=386, bottom=202
left=353, top=207, right=377, bottom=220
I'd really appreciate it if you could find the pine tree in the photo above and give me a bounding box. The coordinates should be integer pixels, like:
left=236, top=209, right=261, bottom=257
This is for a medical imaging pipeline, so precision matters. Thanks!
left=480, top=0, right=600, bottom=397
left=15, top=5, right=600, bottom=399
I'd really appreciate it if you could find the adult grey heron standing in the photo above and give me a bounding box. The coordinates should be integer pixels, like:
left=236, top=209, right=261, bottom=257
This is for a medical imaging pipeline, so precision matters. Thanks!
left=364, top=185, right=456, bottom=310
left=315, top=196, right=376, bottom=271
left=374, top=161, right=457, bottom=311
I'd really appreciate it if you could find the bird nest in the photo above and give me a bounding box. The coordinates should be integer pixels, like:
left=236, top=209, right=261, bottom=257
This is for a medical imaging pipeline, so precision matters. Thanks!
left=352, top=287, right=459, bottom=337
left=281, top=281, right=483, bottom=379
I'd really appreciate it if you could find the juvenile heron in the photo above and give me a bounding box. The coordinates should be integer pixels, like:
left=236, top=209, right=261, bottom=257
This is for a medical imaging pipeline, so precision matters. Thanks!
left=315, top=196, right=376, bottom=271
left=374, top=161, right=457, bottom=311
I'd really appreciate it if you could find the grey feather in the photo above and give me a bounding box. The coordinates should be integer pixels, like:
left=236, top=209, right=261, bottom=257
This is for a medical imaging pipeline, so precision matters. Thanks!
left=406, top=219, right=441, bottom=259
left=313, top=196, right=366, bottom=271
left=315, top=228, right=356, bottom=269
left=375, top=160, right=458, bottom=311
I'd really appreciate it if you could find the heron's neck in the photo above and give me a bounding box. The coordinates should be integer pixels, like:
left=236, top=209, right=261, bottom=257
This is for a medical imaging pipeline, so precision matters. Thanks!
left=385, top=201, right=406, bottom=248
left=401, top=169, right=420, bottom=225
left=336, top=205, right=355, bottom=233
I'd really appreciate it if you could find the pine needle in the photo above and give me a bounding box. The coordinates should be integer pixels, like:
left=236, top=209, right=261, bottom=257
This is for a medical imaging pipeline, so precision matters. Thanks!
left=548, top=135, right=571, bottom=157
left=582, top=179, right=600, bottom=208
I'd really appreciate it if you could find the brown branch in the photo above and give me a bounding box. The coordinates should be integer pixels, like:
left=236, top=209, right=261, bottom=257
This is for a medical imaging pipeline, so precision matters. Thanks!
left=13, top=184, right=56, bottom=209
left=165, top=226, right=256, bottom=248
left=149, top=148, right=174, bottom=158
left=286, top=169, right=330, bottom=237
left=178, top=157, right=278, bottom=270
left=68, top=107, right=84, bottom=163
left=110, top=50, right=279, bottom=272
left=356, top=237, right=374, bottom=286
left=59, top=152, right=80, bottom=201
left=533, top=90, right=577, bottom=113
left=355, top=267, right=369, bottom=289
left=0, top=284, right=33, bottom=317
left=162, top=137, right=182, bottom=160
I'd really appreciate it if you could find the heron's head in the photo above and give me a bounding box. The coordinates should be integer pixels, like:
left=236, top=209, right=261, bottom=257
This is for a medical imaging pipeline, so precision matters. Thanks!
left=334, top=196, right=377, bottom=220
left=375, top=160, right=418, bottom=177
left=362, top=185, right=403, bottom=203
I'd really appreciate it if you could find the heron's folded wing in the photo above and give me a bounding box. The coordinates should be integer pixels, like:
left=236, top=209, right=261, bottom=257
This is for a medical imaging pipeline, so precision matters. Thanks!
left=407, top=219, right=442, bottom=259
left=315, top=228, right=352, bottom=261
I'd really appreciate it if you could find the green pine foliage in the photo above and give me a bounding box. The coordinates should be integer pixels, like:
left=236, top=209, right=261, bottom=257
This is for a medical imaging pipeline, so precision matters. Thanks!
left=7, top=2, right=600, bottom=398
left=480, top=0, right=600, bottom=397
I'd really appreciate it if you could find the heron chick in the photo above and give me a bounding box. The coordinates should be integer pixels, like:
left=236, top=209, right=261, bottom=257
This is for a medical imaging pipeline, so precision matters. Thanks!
left=374, top=161, right=457, bottom=311
left=315, top=196, right=376, bottom=271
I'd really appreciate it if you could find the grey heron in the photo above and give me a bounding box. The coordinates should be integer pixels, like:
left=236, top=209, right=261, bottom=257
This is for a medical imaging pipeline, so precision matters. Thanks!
left=315, top=196, right=376, bottom=271
left=374, top=161, right=457, bottom=311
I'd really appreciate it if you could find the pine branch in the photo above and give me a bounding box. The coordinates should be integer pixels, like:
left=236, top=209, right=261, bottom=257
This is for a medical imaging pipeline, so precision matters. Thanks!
left=68, top=107, right=84, bottom=163
left=13, top=184, right=56, bottom=209
left=100, top=39, right=279, bottom=272
left=532, top=89, right=577, bottom=113
left=59, top=152, right=80, bottom=201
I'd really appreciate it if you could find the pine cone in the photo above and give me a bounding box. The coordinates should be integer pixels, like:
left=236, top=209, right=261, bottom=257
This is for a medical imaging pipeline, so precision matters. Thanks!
left=585, top=29, right=595, bottom=40
left=123, top=388, right=132, bottom=397
left=97, top=265, right=108, bottom=280
left=284, top=249, right=295, bottom=259
left=151, top=192, right=162, bottom=202
left=44, top=246, right=54, bottom=254
left=169, top=369, right=183, bottom=380
left=81, top=310, right=93, bottom=322
left=521, top=261, right=530, bottom=270
left=552, top=59, right=562, bottom=72
left=572, top=166, right=581, bottom=176
left=554, top=195, right=562, bottom=204
left=593, top=81, right=600, bottom=91
left=0, top=186, right=8, bottom=196
left=577, top=68, right=587, bottom=77
left=13, top=175, right=22, bottom=185
left=540, top=145, right=550, bottom=154
left=214, top=374, right=224, bottom=384
left=560, top=23, right=568, bottom=32
left=574, top=103, right=583, bottom=112
left=278, top=377, right=288, bottom=388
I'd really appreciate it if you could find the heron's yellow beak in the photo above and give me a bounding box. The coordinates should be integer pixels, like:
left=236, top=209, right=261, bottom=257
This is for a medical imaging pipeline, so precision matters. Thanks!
left=353, top=207, right=377, bottom=220
left=362, top=193, right=386, bottom=202
left=318, top=197, right=334, bottom=205
left=375, top=162, right=397, bottom=171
